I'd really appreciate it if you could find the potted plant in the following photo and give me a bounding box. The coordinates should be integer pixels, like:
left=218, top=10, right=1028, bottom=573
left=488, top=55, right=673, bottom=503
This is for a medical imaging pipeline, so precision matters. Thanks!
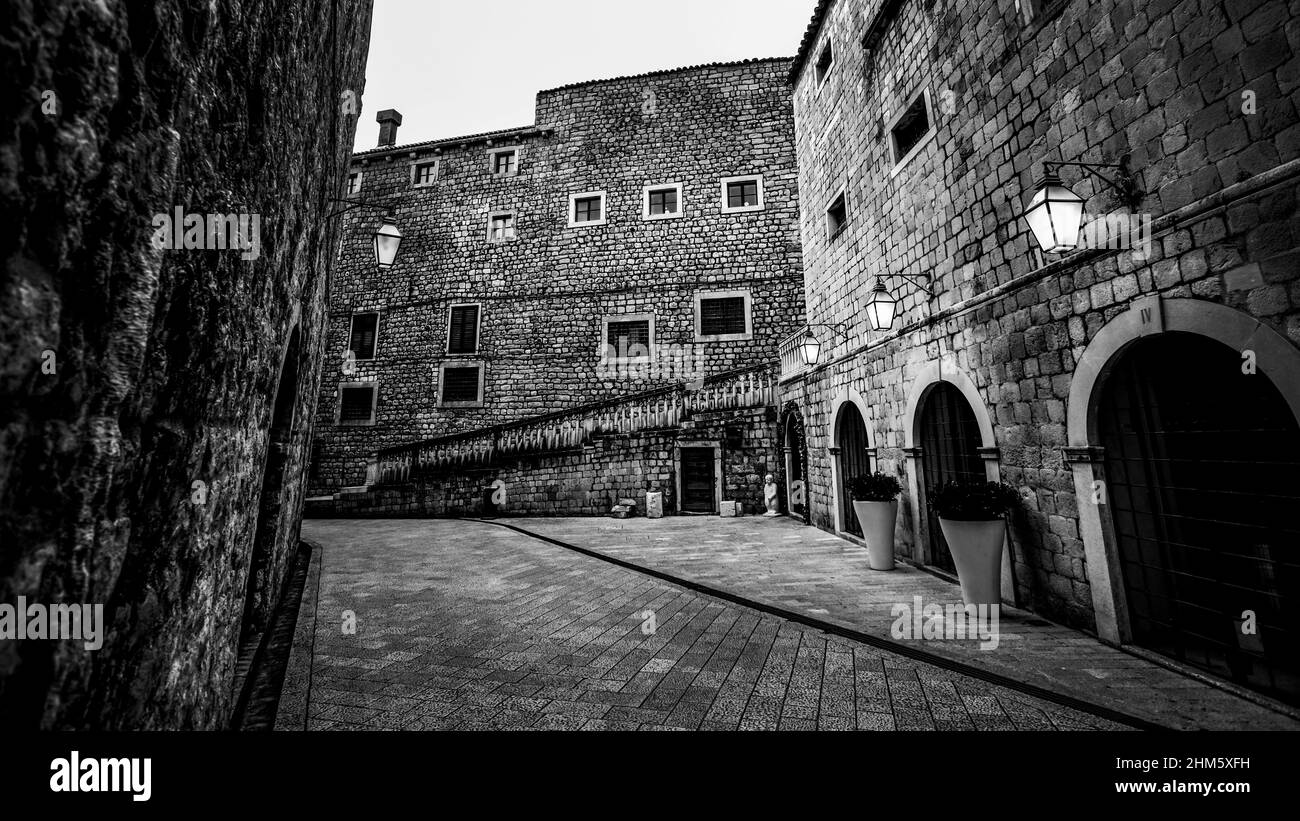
left=849, top=472, right=903, bottom=571
left=931, top=480, right=1020, bottom=605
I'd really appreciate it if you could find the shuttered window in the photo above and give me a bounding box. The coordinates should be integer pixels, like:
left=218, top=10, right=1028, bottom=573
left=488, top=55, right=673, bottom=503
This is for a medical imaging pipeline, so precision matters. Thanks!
left=448, top=305, right=479, bottom=354
left=700, top=297, right=747, bottom=336
left=606, top=319, right=651, bottom=356
left=441, top=366, right=481, bottom=404
left=349, top=313, right=378, bottom=360
left=339, top=385, right=376, bottom=424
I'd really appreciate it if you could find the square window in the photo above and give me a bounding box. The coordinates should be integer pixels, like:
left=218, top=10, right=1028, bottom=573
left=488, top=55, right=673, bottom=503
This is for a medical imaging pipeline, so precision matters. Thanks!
left=815, top=42, right=834, bottom=86
left=412, top=160, right=438, bottom=186
left=642, top=183, right=683, bottom=219
left=603, top=316, right=653, bottom=361
left=826, top=191, right=848, bottom=239
left=569, top=191, right=607, bottom=226
left=447, top=304, right=480, bottom=354
left=890, top=91, right=933, bottom=167
left=349, top=313, right=379, bottom=360
left=338, top=384, right=376, bottom=425
left=488, top=212, right=516, bottom=242
left=721, top=176, right=764, bottom=212
left=439, top=364, right=484, bottom=406
left=491, top=149, right=518, bottom=176
left=695, top=291, right=752, bottom=341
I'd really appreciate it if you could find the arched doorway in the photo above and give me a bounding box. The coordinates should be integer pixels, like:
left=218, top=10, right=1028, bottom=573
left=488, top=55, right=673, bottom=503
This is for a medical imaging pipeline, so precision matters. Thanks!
left=240, top=327, right=301, bottom=652
left=835, top=403, right=870, bottom=536
left=781, top=403, right=808, bottom=521
left=917, top=382, right=984, bottom=574
left=1096, top=331, right=1300, bottom=702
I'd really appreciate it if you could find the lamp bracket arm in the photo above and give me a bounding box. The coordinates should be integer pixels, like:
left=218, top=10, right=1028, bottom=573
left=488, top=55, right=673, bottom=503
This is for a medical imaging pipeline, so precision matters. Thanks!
left=891, top=272, right=933, bottom=295
left=1044, top=160, right=1141, bottom=201
left=805, top=322, right=851, bottom=341
left=327, top=198, right=396, bottom=220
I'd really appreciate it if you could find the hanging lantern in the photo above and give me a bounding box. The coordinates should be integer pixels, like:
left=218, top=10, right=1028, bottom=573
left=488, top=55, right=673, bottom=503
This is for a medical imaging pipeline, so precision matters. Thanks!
left=799, top=330, right=822, bottom=366
left=864, top=278, right=899, bottom=332
left=1022, top=169, right=1084, bottom=253
left=373, top=215, right=403, bottom=270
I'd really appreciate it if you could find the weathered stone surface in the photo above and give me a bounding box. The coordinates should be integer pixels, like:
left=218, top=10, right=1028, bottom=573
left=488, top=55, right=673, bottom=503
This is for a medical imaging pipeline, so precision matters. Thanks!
left=0, top=0, right=372, bottom=729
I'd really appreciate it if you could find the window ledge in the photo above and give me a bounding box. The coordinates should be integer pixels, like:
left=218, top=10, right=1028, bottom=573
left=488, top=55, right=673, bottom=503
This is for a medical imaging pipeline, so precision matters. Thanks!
left=695, top=333, right=753, bottom=343
left=890, top=129, right=936, bottom=178
left=642, top=212, right=683, bottom=221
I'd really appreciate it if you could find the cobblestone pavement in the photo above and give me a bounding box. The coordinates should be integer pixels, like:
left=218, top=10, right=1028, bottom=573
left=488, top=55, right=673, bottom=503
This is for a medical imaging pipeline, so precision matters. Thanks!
left=299, top=519, right=1126, bottom=731
left=495, top=515, right=1300, bottom=731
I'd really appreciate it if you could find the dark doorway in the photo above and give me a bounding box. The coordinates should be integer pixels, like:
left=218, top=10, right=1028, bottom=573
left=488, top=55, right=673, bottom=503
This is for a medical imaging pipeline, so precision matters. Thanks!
left=835, top=403, right=870, bottom=536
left=680, top=447, right=717, bottom=513
left=918, top=382, right=984, bottom=574
left=240, top=328, right=301, bottom=652
left=783, top=407, right=808, bottom=521
left=1097, top=331, right=1300, bottom=704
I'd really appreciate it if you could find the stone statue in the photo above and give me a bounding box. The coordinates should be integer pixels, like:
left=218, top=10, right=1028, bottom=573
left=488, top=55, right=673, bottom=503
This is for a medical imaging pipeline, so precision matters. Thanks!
left=763, top=473, right=780, bottom=516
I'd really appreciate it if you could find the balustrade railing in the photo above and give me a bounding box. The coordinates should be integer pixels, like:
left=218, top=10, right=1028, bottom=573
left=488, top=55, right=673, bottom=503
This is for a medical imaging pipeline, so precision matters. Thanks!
left=778, top=325, right=811, bottom=383
left=369, top=364, right=776, bottom=485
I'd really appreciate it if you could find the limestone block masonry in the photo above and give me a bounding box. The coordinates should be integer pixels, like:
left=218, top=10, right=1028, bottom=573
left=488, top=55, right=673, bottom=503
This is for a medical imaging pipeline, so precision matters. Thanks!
left=311, top=59, right=804, bottom=495
left=781, top=0, right=1300, bottom=637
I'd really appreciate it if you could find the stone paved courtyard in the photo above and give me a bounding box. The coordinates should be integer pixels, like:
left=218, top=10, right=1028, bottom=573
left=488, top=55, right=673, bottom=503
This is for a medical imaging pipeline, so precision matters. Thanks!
left=297, top=519, right=1126, bottom=731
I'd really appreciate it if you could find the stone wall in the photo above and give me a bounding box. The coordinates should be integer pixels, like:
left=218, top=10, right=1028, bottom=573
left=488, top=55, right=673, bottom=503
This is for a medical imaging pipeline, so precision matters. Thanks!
left=0, top=0, right=372, bottom=728
left=783, top=0, right=1300, bottom=631
left=310, top=407, right=779, bottom=517
left=311, top=59, right=804, bottom=495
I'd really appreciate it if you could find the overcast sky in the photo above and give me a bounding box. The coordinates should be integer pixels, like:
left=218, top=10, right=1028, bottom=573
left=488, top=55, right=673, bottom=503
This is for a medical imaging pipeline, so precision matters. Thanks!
left=353, top=0, right=819, bottom=151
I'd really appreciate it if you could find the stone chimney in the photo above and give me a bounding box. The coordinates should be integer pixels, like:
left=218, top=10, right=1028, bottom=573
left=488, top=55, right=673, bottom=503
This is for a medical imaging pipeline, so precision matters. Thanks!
left=376, top=109, right=403, bottom=148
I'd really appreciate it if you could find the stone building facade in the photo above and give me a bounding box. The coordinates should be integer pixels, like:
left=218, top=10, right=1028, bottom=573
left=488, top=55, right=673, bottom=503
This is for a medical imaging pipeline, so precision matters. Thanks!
left=0, top=0, right=371, bottom=728
left=780, top=0, right=1300, bottom=704
left=310, top=59, right=804, bottom=515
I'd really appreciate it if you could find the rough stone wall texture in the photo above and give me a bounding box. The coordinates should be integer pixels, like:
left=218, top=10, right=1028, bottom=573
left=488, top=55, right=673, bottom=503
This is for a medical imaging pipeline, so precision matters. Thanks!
left=311, top=59, right=804, bottom=495
left=783, top=0, right=1300, bottom=631
left=310, top=407, right=779, bottom=517
left=0, top=0, right=372, bottom=728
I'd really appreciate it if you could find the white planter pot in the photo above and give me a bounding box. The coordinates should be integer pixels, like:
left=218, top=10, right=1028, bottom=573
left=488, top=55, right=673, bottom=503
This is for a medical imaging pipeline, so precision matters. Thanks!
left=938, top=517, right=1005, bottom=606
left=852, top=499, right=897, bottom=571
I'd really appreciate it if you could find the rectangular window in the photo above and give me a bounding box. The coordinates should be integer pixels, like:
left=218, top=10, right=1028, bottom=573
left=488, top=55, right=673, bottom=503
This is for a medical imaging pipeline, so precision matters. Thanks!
left=488, top=212, right=516, bottom=242
left=815, top=41, right=834, bottom=86
left=439, top=364, right=484, bottom=406
left=346, top=171, right=362, bottom=195
left=349, top=313, right=379, bottom=360
left=568, top=191, right=607, bottom=227
left=721, top=176, right=764, bottom=213
left=890, top=90, right=934, bottom=168
left=695, top=291, right=752, bottom=341
left=412, top=160, right=438, bottom=186
left=574, top=195, right=602, bottom=223
left=1020, top=0, right=1069, bottom=25
left=447, top=304, right=480, bottom=354
left=603, top=316, right=653, bottom=361
left=643, top=183, right=683, bottom=220
left=490, top=148, right=519, bottom=176
left=338, top=384, right=377, bottom=425
left=826, top=190, right=848, bottom=240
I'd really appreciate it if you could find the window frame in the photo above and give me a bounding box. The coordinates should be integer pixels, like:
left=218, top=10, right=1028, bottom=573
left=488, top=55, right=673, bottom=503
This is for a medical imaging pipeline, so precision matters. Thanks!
left=436, top=361, right=486, bottom=408
left=825, top=186, right=849, bottom=242
left=335, top=381, right=378, bottom=426
left=346, top=170, right=363, bottom=196
left=694, top=290, right=753, bottom=343
left=642, top=182, right=684, bottom=220
left=487, top=146, right=521, bottom=178
left=410, top=158, right=439, bottom=188
left=719, top=175, right=765, bottom=214
left=445, top=302, right=482, bottom=356
left=600, top=312, right=655, bottom=364
left=348, top=311, right=381, bottom=361
left=888, top=87, right=936, bottom=175
left=486, top=210, right=517, bottom=243
left=814, top=40, right=834, bottom=90
left=568, top=190, right=608, bottom=227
